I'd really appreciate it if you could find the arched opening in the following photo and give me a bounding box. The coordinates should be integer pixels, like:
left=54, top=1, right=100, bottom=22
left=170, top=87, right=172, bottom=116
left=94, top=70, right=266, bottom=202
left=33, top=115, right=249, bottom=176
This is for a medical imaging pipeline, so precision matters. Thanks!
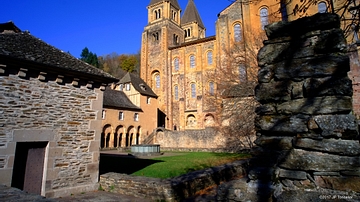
left=136, top=126, right=141, bottom=145
left=102, top=124, right=112, bottom=149
left=186, top=114, right=197, bottom=128
left=205, top=114, right=215, bottom=127
left=127, top=126, right=135, bottom=147
left=115, top=125, right=124, bottom=148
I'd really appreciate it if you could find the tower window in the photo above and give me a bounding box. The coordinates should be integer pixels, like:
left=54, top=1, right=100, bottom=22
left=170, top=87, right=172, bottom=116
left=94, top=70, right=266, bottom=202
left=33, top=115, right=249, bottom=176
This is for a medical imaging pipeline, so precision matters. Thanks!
left=234, top=24, right=242, bottom=42
left=207, top=51, right=213, bottom=65
left=174, top=58, right=179, bottom=71
left=174, top=85, right=179, bottom=100
left=153, top=32, right=159, bottom=41
left=260, top=8, right=269, bottom=30
left=190, top=55, right=195, bottom=68
left=191, top=83, right=196, bottom=98
left=173, top=34, right=179, bottom=45
left=155, top=74, right=160, bottom=88
left=318, top=2, right=327, bottom=13
left=185, top=28, right=191, bottom=38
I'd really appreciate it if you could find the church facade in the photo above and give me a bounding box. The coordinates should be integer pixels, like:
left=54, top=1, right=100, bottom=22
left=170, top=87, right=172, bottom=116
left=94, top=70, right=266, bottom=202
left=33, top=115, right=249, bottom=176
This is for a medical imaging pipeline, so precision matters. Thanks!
left=140, top=0, right=360, bottom=131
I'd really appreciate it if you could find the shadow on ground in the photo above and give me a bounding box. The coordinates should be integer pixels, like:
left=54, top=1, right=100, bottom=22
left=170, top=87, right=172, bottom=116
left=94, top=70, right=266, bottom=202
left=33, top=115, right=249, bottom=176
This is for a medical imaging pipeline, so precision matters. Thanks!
left=99, top=153, right=163, bottom=175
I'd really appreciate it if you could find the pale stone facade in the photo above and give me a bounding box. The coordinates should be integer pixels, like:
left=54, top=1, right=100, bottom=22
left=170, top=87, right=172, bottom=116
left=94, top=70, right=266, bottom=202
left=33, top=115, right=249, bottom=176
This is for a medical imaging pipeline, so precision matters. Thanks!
left=101, top=72, right=158, bottom=149
left=0, top=22, right=116, bottom=197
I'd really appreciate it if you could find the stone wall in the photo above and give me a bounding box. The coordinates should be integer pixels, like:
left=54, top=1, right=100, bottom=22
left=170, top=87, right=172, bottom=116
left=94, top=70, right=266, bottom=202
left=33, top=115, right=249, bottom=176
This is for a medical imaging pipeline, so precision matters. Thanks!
left=99, top=159, right=248, bottom=201
left=0, top=70, right=103, bottom=197
left=217, top=13, right=360, bottom=201
left=155, top=128, right=224, bottom=150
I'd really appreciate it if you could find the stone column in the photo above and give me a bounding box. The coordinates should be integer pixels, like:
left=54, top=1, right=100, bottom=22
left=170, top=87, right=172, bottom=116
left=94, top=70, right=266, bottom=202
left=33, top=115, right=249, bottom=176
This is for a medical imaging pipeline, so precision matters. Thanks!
left=217, top=13, right=360, bottom=201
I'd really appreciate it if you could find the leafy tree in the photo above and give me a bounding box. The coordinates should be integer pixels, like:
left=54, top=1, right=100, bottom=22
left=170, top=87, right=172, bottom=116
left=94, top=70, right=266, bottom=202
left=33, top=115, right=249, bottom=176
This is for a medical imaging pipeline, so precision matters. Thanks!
left=98, top=52, right=141, bottom=78
left=80, top=47, right=99, bottom=68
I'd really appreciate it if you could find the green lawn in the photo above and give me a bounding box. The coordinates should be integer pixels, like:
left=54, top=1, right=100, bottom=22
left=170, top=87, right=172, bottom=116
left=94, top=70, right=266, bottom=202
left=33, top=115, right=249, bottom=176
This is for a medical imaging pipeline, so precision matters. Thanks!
left=131, top=152, right=251, bottom=179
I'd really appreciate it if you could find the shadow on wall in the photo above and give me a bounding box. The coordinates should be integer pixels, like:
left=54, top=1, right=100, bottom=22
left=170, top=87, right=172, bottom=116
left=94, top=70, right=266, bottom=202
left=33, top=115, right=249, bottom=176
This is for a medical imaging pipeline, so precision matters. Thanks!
left=99, top=154, right=163, bottom=175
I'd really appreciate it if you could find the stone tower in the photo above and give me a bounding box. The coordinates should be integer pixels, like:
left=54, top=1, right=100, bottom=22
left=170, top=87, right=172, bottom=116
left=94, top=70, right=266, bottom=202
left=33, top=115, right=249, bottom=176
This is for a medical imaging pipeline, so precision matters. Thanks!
left=140, top=0, right=206, bottom=129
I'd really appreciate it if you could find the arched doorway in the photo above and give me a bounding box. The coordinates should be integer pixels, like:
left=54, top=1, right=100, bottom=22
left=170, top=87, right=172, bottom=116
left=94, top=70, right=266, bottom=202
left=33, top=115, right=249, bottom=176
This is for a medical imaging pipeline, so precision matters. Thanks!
left=127, top=126, right=135, bottom=147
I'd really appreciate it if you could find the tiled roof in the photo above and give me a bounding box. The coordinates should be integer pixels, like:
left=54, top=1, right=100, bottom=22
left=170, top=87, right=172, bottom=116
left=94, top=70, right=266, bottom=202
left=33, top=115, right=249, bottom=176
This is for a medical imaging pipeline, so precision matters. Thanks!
left=0, top=22, right=117, bottom=83
left=118, top=72, right=158, bottom=98
left=148, top=0, right=180, bottom=9
left=181, top=0, right=205, bottom=28
left=103, top=88, right=141, bottom=110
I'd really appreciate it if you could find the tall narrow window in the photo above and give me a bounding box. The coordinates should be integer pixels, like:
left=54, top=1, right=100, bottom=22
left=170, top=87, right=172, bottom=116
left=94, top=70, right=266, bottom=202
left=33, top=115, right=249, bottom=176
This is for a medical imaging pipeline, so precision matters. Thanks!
left=239, top=64, right=247, bottom=82
left=318, top=2, right=327, bottom=13
left=119, top=84, right=124, bottom=91
left=174, top=58, right=179, bottom=71
left=119, top=112, right=124, bottom=120
left=207, top=51, right=213, bottom=65
left=191, top=83, right=196, bottom=98
left=234, top=24, right=241, bottom=42
left=158, top=9, right=161, bottom=18
left=260, top=8, right=269, bottom=30
left=190, top=55, right=195, bottom=68
left=155, top=74, right=160, bottom=88
left=147, top=97, right=151, bottom=104
left=174, top=85, right=179, bottom=100
left=280, top=1, right=288, bottom=21
left=352, top=24, right=359, bottom=42
left=102, top=110, right=106, bottom=119
left=209, top=82, right=214, bottom=96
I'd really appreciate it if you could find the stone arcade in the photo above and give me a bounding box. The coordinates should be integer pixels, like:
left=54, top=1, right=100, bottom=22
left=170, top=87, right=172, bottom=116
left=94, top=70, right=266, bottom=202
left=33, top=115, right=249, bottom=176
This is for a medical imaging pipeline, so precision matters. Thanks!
left=0, top=22, right=117, bottom=197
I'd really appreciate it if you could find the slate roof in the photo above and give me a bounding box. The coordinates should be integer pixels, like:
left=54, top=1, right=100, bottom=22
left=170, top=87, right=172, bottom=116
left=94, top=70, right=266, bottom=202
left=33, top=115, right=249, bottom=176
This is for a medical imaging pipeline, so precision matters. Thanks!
left=181, top=0, right=205, bottom=29
left=148, top=0, right=180, bottom=9
left=103, top=88, right=141, bottom=110
left=0, top=22, right=117, bottom=83
left=118, top=72, right=158, bottom=98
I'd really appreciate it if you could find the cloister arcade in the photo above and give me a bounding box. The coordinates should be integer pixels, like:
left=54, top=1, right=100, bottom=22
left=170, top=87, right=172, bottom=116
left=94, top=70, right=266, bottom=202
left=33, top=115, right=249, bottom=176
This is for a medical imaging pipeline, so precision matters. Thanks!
left=101, top=124, right=142, bottom=149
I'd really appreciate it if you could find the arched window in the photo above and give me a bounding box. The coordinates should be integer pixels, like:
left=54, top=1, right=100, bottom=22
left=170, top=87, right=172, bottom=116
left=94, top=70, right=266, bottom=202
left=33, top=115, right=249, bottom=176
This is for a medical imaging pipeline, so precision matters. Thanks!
left=260, top=8, right=269, bottom=30
left=190, top=55, right=195, bottom=68
left=234, top=23, right=242, bottom=42
left=173, top=34, right=179, bottom=45
left=280, top=1, right=288, bottom=22
left=155, top=74, right=160, bottom=88
left=185, top=28, right=191, bottom=38
left=155, top=10, right=158, bottom=19
left=186, top=114, right=196, bottom=127
left=209, top=82, right=214, bottom=96
left=207, top=51, right=213, bottom=65
left=318, top=2, right=327, bottom=13
left=158, top=9, right=161, bottom=18
left=174, top=85, right=179, bottom=100
left=191, top=83, right=196, bottom=98
left=174, top=58, right=179, bottom=71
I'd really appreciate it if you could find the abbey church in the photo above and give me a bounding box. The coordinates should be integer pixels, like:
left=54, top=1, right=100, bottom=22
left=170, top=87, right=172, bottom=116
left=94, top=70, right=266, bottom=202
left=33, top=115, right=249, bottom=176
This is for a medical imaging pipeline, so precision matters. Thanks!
left=140, top=0, right=360, bottom=131
left=140, top=0, right=274, bottom=131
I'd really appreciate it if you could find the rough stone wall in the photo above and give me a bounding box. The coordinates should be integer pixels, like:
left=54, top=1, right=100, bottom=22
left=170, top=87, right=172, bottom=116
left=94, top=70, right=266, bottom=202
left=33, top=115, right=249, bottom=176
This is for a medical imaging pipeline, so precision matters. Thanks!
left=255, top=13, right=359, bottom=199
left=0, top=73, right=102, bottom=197
left=216, top=13, right=360, bottom=202
left=99, top=159, right=248, bottom=201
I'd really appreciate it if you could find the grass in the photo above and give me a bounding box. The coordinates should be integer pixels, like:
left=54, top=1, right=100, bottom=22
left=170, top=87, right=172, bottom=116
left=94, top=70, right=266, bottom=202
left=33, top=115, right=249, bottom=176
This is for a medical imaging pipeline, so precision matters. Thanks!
left=131, top=152, right=250, bottom=179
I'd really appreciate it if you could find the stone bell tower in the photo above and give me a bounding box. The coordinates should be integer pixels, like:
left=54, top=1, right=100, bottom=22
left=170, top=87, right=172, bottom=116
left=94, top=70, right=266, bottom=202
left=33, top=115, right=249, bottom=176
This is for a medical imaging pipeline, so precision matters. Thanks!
left=140, top=0, right=184, bottom=128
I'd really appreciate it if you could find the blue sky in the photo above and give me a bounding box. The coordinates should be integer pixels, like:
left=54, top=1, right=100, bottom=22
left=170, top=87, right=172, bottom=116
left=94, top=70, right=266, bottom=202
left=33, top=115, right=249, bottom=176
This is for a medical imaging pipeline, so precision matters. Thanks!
left=2, top=0, right=233, bottom=58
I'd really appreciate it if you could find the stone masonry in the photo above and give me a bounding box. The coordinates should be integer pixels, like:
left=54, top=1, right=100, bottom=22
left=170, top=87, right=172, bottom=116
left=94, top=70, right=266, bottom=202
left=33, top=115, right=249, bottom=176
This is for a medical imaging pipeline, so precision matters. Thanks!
left=217, top=13, right=360, bottom=201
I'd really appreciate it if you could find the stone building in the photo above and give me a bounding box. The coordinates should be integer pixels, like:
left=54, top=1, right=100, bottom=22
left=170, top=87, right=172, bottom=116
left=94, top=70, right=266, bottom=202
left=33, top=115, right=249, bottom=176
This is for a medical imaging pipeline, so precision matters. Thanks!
left=141, top=0, right=276, bottom=131
left=101, top=72, right=158, bottom=149
left=140, top=0, right=360, bottom=132
left=0, top=22, right=117, bottom=197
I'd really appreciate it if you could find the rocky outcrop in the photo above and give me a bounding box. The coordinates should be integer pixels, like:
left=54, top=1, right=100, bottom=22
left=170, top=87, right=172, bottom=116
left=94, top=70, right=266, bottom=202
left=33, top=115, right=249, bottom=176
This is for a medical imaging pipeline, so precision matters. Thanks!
left=217, top=13, right=360, bottom=201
